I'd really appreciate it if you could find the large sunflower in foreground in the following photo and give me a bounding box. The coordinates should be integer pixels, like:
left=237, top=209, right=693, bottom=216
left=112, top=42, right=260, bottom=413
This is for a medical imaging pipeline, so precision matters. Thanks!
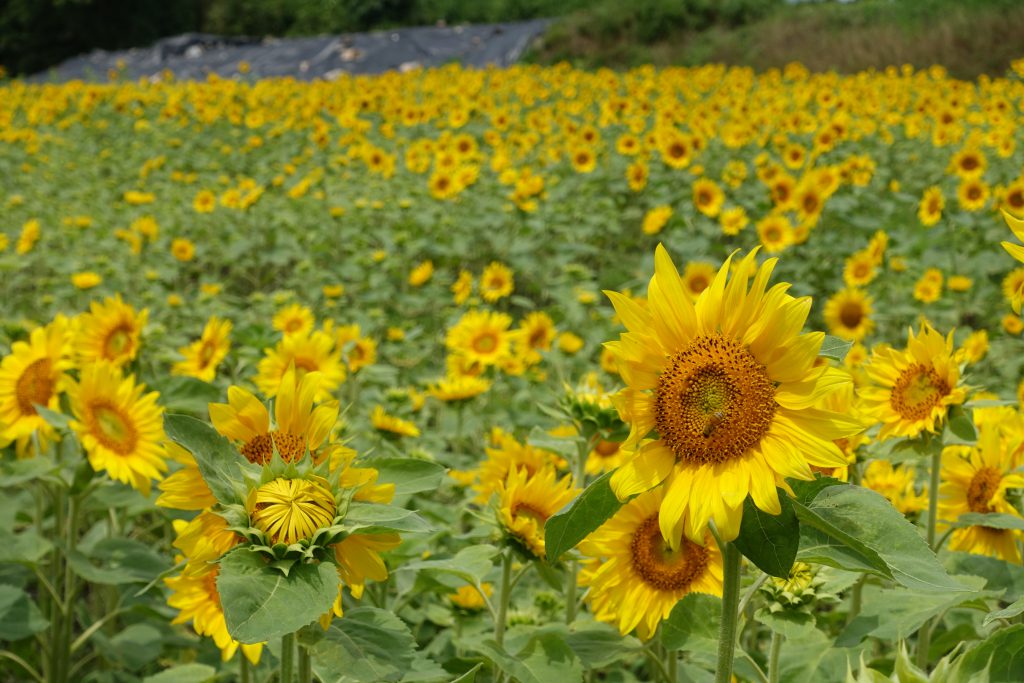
left=579, top=487, right=722, bottom=640
left=605, top=245, right=860, bottom=545
left=1001, top=211, right=1024, bottom=299
left=859, top=323, right=967, bottom=440
left=938, top=426, right=1024, bottom=563
left=68, top=362, right=167, bottom=494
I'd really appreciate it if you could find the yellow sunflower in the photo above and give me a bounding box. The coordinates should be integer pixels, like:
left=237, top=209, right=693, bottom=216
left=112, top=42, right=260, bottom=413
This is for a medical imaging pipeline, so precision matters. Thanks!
left=756, top=215, right=794, bottom=254
left=329, top=323, right=377, bottom=373
left=497, top=465, right=579, bottom=558
left=957, top=178, right=990, bottom=212
left=585, top=438, right=629, bottom=475
left=255, top=329, right=345, bottom=401
left=427, top=374, right=491, bottom=402
left=75, top=295, right=148, bottom=368
left=681, top=262, right=716, bottom=300
left=480, top=262, right=514, bottom=302
left=516, top=311, right=556, bottom=363
left=247, top=475, right=337, bottom=545
left=605, top=245, right=860, bottom=545
left=642, top=205, right=673, bottom=236
left=692, top=179, right=725, bottom=218
left=453, top=428, right=564, bottom=504
left=579, top=487, right=722, bottom=640
left=445, top=310, right=515, bottom=368
left=0, top=315, right=73, bottom=447
left=452, top=269, right=474, bottom=305
left=918, top=187, right=944, bottom=227
left=1002, top=265, right=1024, bottom=313
left=370, top=405, right=420, bottom=438
left=1001, top=211, right=1024, bottom=286
left=843, top=250, right=877, bottom=287
left=449, top=583, right=494, bottom=611
left=859, top=323, right=967, bottom=440
left=938, top=427, right=1024, bottom=562
left=172, top=316, right=232, bottom=382
left=823, top=288, right=874, bottom=342
left=68, top=363, right=167, bottom=495
left=408, top=260, right=434, bottom=286
left=272, top=304, right=315, bottom=337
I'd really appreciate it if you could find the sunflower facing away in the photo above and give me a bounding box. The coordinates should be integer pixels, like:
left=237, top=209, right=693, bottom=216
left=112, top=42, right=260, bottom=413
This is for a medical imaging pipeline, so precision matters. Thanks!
left=579, top=487, right=722, bottom=640
left=604, top=245, right=861, bottom=545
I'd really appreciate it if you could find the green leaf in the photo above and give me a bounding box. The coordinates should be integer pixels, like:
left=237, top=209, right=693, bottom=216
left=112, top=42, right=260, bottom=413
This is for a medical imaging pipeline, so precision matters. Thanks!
left=944, top=405, right=978, bottom=445
left=947, top=552, right=1024, bottom=602
left=308, top=607, right=415, bottom=683
left=0, top=455, right=57, bottom=486
left=950, top=512, right=1024, bottom=531
left=985, top=597, right=1024, bottom=627
left=544, top=471, right=622, bottom=562
left=66, top=538, right=165, bottom=585
left=370, top=458, right=447, bottom=496
left=661, top=593, right=721, bottom=652
left=152, top=376, right=221, bottom=415
left=164, top=413, right=255, bottom=505
left=793, top=483, right=970, bottom=592
left=142, top=664, right=218, bottom=683
left=217, top=547, right=339, bottom=643
left=107, top=623, right=164, bottom=670
left=449, top=664, right=483, bottom=683
left=0, top=585, right=48, bottom=640
left=0, top=528, right=53, bottom=564
left=755, top=608, right=817, bottom=639
left=526, top=426, right=578, bottom=459
left=564, top=623, right=642, bottom=669
left=342, top=502, right=431, bottom=533
left=733, top=491, right=798, bottom=578
left=32, top=403, right=70, bottom=429
left=400, top=545, right=499, bottom=584
left=820, top=335, right=854, bottom=361
left=955, top=623, right=1024, bottom=682
left=476, top=631, right=583, bottom=683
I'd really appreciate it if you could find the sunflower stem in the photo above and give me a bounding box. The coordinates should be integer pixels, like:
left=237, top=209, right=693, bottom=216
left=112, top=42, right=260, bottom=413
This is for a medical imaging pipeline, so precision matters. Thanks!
left=666, top=646, right=678, bottom=682
left=714, top=541, right=742, bottom=683
left=280, top=633, right=295, bottom=683
left=240, top=655, right=251, bottom=683
left=767, top=632, right=782, bottom=683
left=916, top=446, right=943, bottom=670
left=848, top=576, right=864, bottom=624
left=495, top=550, right=513, bottom=648
left=298, top=643, right=311, bottom=682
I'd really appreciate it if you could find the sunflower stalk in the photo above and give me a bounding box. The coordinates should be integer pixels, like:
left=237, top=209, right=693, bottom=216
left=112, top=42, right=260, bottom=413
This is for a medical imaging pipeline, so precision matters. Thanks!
left=767, top=632, right=782, bottom=683
left=714, top=541, right=743, bottom=683
left=298, top=643, right=312, bottom=682
left=280, top=632, right=296, bottom=683
left=916, top=445, right=943, bottom=670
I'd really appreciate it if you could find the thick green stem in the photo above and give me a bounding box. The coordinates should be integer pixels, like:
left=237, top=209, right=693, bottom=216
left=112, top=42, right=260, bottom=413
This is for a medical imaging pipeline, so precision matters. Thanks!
left=916, top=448, right=943, bottom=670
left=715, top=542, right=743, bottom=683
left=240, top=656, right=252, bottom=683
left=280, top=633, right=295, bottom=683
left=767, top=632, right=782, bottom=683
left=666, top=646, right=678, bottom=683
left=495, top=551, right=513, bottom=648
left=848, top=576, right=864, bottom=624
left=298, top=643, right=312, bottom=682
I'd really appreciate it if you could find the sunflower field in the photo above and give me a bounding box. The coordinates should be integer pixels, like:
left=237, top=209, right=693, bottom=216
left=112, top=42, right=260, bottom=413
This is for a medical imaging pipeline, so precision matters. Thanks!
left=4, top=58, right=1024, bottom=683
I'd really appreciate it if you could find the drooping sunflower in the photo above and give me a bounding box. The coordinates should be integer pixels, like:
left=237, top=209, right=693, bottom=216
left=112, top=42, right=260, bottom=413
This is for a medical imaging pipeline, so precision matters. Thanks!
left=255, top=329, right=345, bottom=401
left=579, top=487, right=722, bottom=640
left=75, top=295, right=148, bottom=368
left=605, top=245, right=860, bottom=545
left=480, top=262, right=515, bottom=302
left=823, top=288, right=874, bottom=342
left=445, top=310, right=515, bottom=368
left=497, top=466, right=579, bottom=558
left=370, top=405, right=420, bottom=438
left=172, top=316, right=232, bottom=382
left=68, top=362, right=167, bottom=495
left=938, top=427, right=1024, bottom=562
left=0, top=315, right=73, bottom=449
left=859, top=323, right=967, bottom=440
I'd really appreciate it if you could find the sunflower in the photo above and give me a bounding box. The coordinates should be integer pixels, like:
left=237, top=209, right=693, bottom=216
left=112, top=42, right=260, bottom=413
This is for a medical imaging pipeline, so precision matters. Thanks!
left=1003, top=181, right=1024, bottom=215
left=322, top=531, right=402, bottom=624
left=756, top=215, right=794, bottom=254
left=480, top=262, right=514, bottom=302
left=862, top=460, right=928, bottom=515
left=627, top=160, right=648, bottom=192
left=171, top=238, right=195, bottom=262
left=859, top=323, right=967, bottom=440
left=579, top=487, right=722, bottom=640
left=452, top=270, right=473, bottom=305
left=454, top=428, right=564, bottom=504
left=949, top=148, right=986, bottom=179
left=370, top=405, right=420, bottom=438
left=445, top=310, right=515, bottom=367
left=408, top=260, right=434, bottom=286
left=0, top=315, right=73, bottom=447
left=172, top=316, right=232, bottom=382
left=585, top=437, right=629, bottom=475
left=719, top=207, right=749, bottom=236
left=1002, top=265, right=1024, bottom=313
left=955, top=329, right=989, bottom=365
left=692, top=179, right=724, bottom=218
left=918, top=186, right=944, bottom=227
left=681, top=262, right=716, bottom=300
left=605, top=245, right=860, bottom=545
left=272, top=304, right=314, bottom=337
left=516, top=311, right=556, bottom=364
left=427, top=374, right=491, bottom=402
left=938, top=427, right=1024, bottom=562
left=210, top=367, right=338, bottom=466
left=75, top=295, right=148, bottom=368
left=68, top=362, right=167, bottom=495
left=449, top=583, right=494, bottom=611
left=497, top=466, right=578, bottom=558
left=255, top=329, right=345, bottom=401
left=157, top=444, right=217, bottom=510
left=957, top=178, right=990, bottom=212
left=329, top=323, right=377, bottom=373
left=657, top=131, right=690, bottom=169
left=1001, top=211, right=1024, bottom=288
left=823, top=288, right=874, bottom=342
left=247, top=476, right=337, bottom=545
left=642, top=206, right=673, bottom=236
left=843, top=250, right=877, bottom=287
left=570, top=146, right=597, bottom=174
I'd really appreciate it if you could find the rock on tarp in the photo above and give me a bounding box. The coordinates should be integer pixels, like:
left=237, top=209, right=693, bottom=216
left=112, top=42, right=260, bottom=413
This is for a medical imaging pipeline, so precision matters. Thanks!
left=30, top=20, right=551, bottom=82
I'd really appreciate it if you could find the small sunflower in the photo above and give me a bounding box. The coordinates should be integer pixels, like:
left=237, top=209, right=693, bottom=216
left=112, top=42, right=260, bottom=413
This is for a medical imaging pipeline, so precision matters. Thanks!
left=692, top=179, right=725, bottom=218
left=408, top=260, right=434, bottom=286
left=642, top=206, right=673, bottom=236
left=172, top=316, right=232, bottom=382
left=756, top=215, right=794, bottom=254
left=68, top=362, right=167, bottom=495
left=860, top=323, right=967, bottom=440
left=480, top=262, right=514, bottom=302
left=957, top=178, right=990, bottom=212
left=823, top=288, right=874, bottom=342
left=843, top=250, right=877, bottom=287
left=862, top=460, right=928, bottom=515
left=453, top=428, right=564, bottom=504
left=918, top=187, right=944, bottom=227
left=579, top=487, right=722, bottom=640
left=427, top=374, right=491, bottom=402
left=75, top=295, right=148, bottom=368
left=681, top=262, right=716, bottom=300
left=370, top=405, right=420, bottom=438
left=445, top=310, right=515, bottom=368
left=255, top=329, right=345, bottom=401
left=1001, top=211, right=1024, bottom=290
left=497, top=466, right=578, bottom=558
left=517, top=311, right=556, bottom=363
left=452, top=270, right=474, bottom=305
left=272, top=304, right=315, bottom=337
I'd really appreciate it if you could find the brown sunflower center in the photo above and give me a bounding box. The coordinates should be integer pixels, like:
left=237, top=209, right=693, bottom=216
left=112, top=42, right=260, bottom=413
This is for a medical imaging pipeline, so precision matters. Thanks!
left=802, top=193, right=819, bottom=214
left=284, top=318, right=304, bottom=333
left=89, top=401, right=138, bottom=455
left=839, top=301, right=864, bottom=329
left=967, top=186, right=981, bottom=201
left=655, top=334, right=776, bottom=466
left=198, top=341, right=217, bottom=366
left=687, top=276, right=709, bottom=295
left=472, top=332, right=498, bottom=354
left=630, top=515, right=709, bottom=591
left=241, top=430, right=306, bottom=464
left=511, top=501, right=549, bottom=525
left=889, top=363, right=950, bottom=421
left=594, top=439, right=621, bottom=458
left=104, top=325, right=134, bottom=359
left=966, top=466, right=1002, bottom=514
left=15, top=358, right=54, bottom=415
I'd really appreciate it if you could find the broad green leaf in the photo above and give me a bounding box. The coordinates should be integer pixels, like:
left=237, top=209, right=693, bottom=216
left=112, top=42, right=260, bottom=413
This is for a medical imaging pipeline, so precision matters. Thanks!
left=369, top=458, right=447, bottom=496
left=564, top=623, right=642, bottom=669
left=820, top=335, right=854, bottom=361
left=400, top=544, right=499, bottom=584
left=308, top=607, right=415, bottom=683
left=0, top=585, right=48, bottom=640
left=733, top=491, right=798, bottom=578
left=33, top=403, right=70, bottom=429
left=342, top=502, right=431, bottom=533
left=954, top=624, right=1024, bottom=682
left=153, top=376, right=221, bottom=415
left=0, top=455, right=57, bottom=487
left=944, top=405, right=978, bottom=445
left=545, top=471, right=622, bottom=561
left=164, top=413, right=255, bottom=505
left=218, top=547, right=339, bottom=643
left=0, top=528, right=53, bottom=564
left=142, top=664, right=218, bottom=683
left=793, top=483, right=970, bottom=592
left=67, top=538, right=165, bottom=585
left=776, top=627, right=849, bottom=683
left=789, top=476, right=845, bottom=505
left=947, top=552, right=1024, bottom=602
left=984, top=596, right=1024, bottom=627
left=476, top=631, right=583, bottom=683
left=755, top=608, right=817, bottom=639
left=107, top=623, right=164, bottom=670
left=950, top=512, right=1024, bottom=531
left=661, top=593, right=721, bottom=652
